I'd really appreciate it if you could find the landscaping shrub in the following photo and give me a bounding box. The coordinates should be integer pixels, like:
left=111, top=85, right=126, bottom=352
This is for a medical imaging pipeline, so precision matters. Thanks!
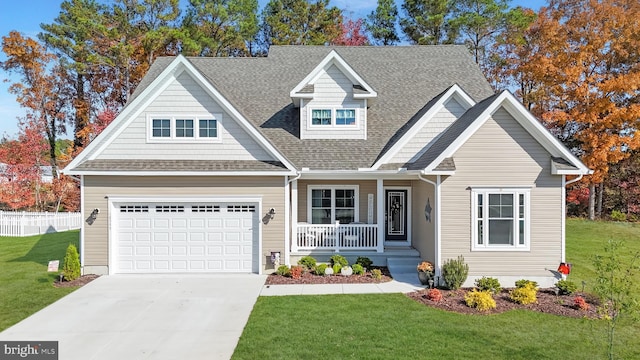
left=426, top=288, right=443, bottom=302
left=574, top=296, right=589, bottom=311
left=290, top=265, right=303, bottom=279
left=442, top=255, right=469, bottom=290
left=276, top=265, right=290, bottom=277
left=371, top=268, right=382, bottom=280
left=315, top=263, right=328, bottom=276
left=62, top=244, right=81, bottom=281
left=510, top=283, right=538, bottom=305
left=556, top=279, right=578, bottom=295
left=464, top=289, right=496, bottom=311
left=351, top=263, right=364, bottom=275
left=515, top=279, right=538, bottom=289
left=475, top=276, right=501, bottom=294
left=332, top=263, right=342, bottom=274
left=297, top=256, right=317, bottom=270
left=330, top=254, right=348, bottom=267
left=610, top=210, right=627, bottom=222
left=355, top=256, right=373, bottom=269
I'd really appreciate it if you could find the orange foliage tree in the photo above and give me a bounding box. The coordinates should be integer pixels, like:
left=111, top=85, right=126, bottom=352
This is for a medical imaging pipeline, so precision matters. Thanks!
left=511, top=0, right=640, bottom=219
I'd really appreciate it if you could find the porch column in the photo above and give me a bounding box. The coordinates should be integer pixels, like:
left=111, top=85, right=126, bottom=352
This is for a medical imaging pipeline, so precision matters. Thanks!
left=376, top=178, right=384, bottom=253
left=291, top=179, right=298, bottom=253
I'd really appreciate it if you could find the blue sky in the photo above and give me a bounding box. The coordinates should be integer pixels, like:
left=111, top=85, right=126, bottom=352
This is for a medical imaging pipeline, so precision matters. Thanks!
left=0, top=0, right=547, bottom=139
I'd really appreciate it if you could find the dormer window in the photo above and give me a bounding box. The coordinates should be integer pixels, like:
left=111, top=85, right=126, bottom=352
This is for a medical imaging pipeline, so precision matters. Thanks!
left=148, top=115, right=221, bottom=142
left=310, top=108, right=358, bottom=127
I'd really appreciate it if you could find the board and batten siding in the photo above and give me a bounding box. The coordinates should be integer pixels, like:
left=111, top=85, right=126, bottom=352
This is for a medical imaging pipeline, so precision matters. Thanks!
left=96, top=71, right=273, bottom=161
left=391, top=98, right=467, bottom=164
left=297, top=180, right=377, bottom=224
left=300, top=65, right=366, bottom=140
left=82, top=176, right=285, bottom=274
left=440, top=108, right=563, bottom=278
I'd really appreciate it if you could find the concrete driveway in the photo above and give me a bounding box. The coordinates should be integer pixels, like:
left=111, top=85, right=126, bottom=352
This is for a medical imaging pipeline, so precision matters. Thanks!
left=0, top=274, right=266, bottom=360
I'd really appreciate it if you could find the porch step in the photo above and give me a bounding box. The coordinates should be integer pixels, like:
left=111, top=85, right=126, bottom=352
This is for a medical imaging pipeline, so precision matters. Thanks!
left=386, top=256, right=423, bottom=274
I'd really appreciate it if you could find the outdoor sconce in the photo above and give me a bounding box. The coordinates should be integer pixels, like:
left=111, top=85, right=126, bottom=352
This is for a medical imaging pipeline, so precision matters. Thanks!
left=86, top=208, right=100, bottom=225
left=268, top=208, right=276, bottom=219
left=557, top=262, right=572, bottom=275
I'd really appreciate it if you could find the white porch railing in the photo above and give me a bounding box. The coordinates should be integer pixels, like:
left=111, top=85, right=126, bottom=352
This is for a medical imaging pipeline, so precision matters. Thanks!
left=294, top=222, right=379, bottom=252
left=0, top=211, right=82, bottom=237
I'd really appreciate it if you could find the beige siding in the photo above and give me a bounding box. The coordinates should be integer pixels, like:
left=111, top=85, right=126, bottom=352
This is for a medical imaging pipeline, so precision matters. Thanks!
left=411, top=178, right=436, bottom=263
left=297, top=180, right=377, bottom=224
left=83, top=176, right=285, bottom=273
left=391, top=98, right=467, bottom=164
left=300, top=65, right=366, bottom=140
left=97, top=71, right=273, bottom=161
left=440, top=108, right=563, bottom=277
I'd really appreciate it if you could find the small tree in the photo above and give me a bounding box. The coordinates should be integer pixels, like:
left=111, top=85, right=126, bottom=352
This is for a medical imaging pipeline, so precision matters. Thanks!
left=62, top=244, right=81, bottom=281
left=593, top=240, right=640, bottom=360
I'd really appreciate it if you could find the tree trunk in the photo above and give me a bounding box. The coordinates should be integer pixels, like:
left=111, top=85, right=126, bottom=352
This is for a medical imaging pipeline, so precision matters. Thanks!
left=597, top=182, right=604, bottom=218
left=589, top=183, right=596, bottom=220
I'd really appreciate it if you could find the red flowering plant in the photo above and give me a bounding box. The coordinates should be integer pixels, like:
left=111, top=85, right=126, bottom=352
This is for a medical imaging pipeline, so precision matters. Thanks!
left=574, top=296, right=589, bottom=311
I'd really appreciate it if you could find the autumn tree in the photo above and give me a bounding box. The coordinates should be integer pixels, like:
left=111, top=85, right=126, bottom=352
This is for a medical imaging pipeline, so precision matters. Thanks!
left=400, top=0, right=454, bottom=45
left=261, top=0, right=342, bottom=46
left=182, top=0, right=260, bottom=57
left=513, top=0, right=640, bottom=219
left=334, top=18, right=368, bottom=46
left=366, top=0, right=399, bottom=45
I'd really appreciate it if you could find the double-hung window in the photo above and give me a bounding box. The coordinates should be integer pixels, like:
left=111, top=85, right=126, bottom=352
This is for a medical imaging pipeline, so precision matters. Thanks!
left=310, top=108, right=357, bottom=127
left=472, top=188, right=530, bottom=251
left=309, top=186, right=358, bottom=224
left=149, top=115, right=220, bottom=141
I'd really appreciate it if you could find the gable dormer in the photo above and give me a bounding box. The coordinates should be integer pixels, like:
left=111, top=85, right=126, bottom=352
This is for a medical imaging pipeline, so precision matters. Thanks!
left=290, top=50, right=377, bottom=140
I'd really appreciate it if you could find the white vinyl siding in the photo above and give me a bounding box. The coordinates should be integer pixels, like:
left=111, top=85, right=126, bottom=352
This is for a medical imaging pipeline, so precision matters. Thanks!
left=300, top=65, right=366, bottom=139
left=391, top=98, right=467, bottom=164
left=96, top=71, right=273, bottom=161
left=440, top=107, right=563, bottom=277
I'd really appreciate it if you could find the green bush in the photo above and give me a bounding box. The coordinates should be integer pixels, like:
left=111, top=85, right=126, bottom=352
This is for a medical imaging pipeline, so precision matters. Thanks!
left=371, top=268, right=382, bottom=280
left=314, top=263, right=328, bottom=276
left=464, top=289, right=496, bottom=311
left=442, top=256, right=469, bottom=290
left=556, top=279, right=578, bottom=295
left=355, top=256, right=373, bottom=269
left=515, top=279, right=538, bottom=288
left=297, top=256, right=317, bottom=270
left=475, top=276, right=501, bottom=294
left=276, top=265, right=290, bottom=277
left=351, top=263, right=365, bottom=275
left=330, top=254, right=348, bottom=267
left=62, top=244, right=81, bottom=281
left=332, top=263, right=342, bottom=274
left=610, top=210, right=627, bottom=222
left=510, top=283, right=538, bottom=305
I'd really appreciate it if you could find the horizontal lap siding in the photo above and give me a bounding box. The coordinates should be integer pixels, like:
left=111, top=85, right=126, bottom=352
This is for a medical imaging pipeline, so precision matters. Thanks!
left=441, top=108, right=562, bottom=277
left=97, top=72, right=272, bottom=161
left=411, top=179, right=436, bottom=263
left=301, top=65, right=366, bottom=140
left=83, top=176, right=285, bottom=272
left=297, top=180, right=377, bottom=224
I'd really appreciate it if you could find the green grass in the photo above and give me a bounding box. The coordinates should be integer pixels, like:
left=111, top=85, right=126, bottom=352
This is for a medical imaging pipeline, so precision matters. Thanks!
left=0, top=231, right=80, bottom=331
left=233, top=219, right=640, bottom=359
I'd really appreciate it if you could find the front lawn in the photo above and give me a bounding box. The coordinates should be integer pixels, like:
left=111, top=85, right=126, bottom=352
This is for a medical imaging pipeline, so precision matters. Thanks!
left=0, top=231, right=80, bottom=331
left=233, top=219, right=640, bottom=359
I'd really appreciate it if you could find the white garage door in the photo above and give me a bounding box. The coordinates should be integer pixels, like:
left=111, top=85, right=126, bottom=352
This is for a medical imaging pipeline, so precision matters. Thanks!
left=115, top=203, right=258, bottom=273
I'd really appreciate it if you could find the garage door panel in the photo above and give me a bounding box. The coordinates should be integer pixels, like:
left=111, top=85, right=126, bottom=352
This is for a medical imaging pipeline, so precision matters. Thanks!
left=116, top=202, right=257, bottom=273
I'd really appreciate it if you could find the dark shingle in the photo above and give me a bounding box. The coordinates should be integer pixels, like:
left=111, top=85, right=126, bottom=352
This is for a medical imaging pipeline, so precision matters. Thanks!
left=74, top=159, right=288, bottom=172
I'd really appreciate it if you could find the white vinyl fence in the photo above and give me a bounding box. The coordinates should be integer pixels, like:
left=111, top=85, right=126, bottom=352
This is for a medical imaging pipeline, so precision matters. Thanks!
left=0, top=211, right=82, bottom=237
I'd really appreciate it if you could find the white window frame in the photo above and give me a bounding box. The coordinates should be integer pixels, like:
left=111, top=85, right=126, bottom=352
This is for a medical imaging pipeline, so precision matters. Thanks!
left=307, top=185, right=359, bottom=224
left=471, top=187, right=530, bottom=251
left=308, top=107, right=359, bottom=129
left=147, top=114, right=222, bottom=143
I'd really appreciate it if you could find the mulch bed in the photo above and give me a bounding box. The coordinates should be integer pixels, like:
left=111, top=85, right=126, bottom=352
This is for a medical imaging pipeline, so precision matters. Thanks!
left=54, top=274, right=100, bottom=288
left=407, top=288, right=600, bottom=318
left=264, top=266, right=393, bottom=285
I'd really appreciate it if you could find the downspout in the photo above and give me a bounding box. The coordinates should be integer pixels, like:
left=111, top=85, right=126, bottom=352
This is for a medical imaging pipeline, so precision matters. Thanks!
left=561, top=173, right=584, bottom=262
left=418, top=172, right=441, bottom=283
left=285, top=172, right=302, bottom=266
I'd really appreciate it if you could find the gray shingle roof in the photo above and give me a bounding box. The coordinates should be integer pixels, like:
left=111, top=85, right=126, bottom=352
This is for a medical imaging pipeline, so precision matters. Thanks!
left=131, top=46, right=495, bottom=171
left=551, top=157, right=579, bottom=170
left=74, top=159, right=288, bottom=172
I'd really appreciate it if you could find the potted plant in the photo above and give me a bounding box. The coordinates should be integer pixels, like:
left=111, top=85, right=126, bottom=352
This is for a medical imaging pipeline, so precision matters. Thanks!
left=417, top=261, right=434, bottom=286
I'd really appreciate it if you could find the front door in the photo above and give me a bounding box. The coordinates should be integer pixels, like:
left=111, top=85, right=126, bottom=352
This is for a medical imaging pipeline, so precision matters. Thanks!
left=385, top=189, right=408, bottom=242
